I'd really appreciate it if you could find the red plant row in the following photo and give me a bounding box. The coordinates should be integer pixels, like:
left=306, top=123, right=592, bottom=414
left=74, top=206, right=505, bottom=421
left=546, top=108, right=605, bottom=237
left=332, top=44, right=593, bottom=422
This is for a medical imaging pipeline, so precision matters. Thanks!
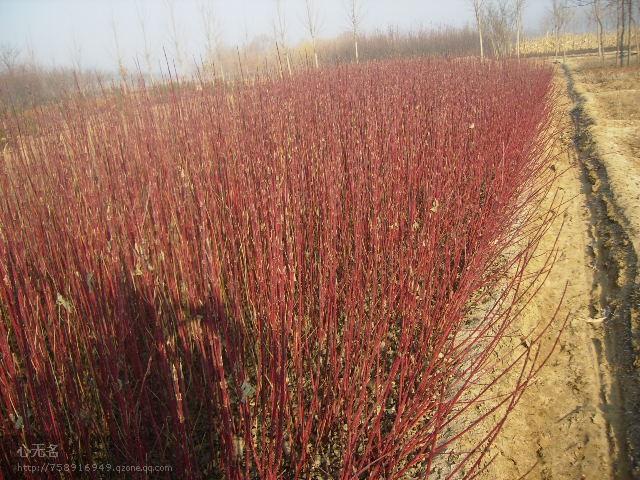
left=0, top=58, right=560, bottom=479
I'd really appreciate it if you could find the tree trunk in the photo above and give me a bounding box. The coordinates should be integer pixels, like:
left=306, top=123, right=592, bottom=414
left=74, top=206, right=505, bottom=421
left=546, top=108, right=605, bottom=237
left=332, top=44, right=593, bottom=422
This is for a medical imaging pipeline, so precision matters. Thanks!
left=275, top=42, right=284, bottom=79
left=617, top=0, right=621, bottom=65
left=516, top=17, right=521, bottom=60
left=627, top=0, right=633, bottom=65
left=354, top=37, right=359, bottom=63
left=312, top=38, right=319, bottom=69
left=597, top=16, right=604, bottom=63
left=479, top=25, right=485, bottom=61
left=619, top=0, right=626, bottom=66
left=636, top=18, right=640, bottom=65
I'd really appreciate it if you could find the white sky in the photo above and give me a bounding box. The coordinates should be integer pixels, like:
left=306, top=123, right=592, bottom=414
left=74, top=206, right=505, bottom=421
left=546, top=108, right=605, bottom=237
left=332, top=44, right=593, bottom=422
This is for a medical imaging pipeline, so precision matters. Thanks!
left=0, top=0, right=552, bottom=71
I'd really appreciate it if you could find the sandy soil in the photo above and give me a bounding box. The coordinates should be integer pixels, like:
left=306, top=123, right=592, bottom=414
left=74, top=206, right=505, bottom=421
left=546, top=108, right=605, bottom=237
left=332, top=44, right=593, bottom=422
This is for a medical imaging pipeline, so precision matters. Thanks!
left=475, top=57, right=640, bottom=480
left=568, top=57, right=640, bottom=256
left=473, top=80, right=611, bottom=480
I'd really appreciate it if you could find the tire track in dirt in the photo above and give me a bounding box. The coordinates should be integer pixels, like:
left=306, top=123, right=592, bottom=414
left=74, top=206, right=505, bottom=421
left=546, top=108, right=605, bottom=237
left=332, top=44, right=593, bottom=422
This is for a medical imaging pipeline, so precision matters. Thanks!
left=563, top=63, right=640, bottom=479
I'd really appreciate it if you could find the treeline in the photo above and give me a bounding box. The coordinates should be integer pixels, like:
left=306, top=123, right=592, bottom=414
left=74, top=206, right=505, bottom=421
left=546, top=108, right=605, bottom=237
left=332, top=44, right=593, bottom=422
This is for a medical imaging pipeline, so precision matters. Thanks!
left=196, top=26, right=480, bottom=82
left=315, top=26, right=478, bottom=64
left=543, top=0, right=639, bottom=64
left=2, top=0, right=638, bottom=110
left=0, top=63, right=106, bottom=111
left=0, top=26, right=479, bottom=109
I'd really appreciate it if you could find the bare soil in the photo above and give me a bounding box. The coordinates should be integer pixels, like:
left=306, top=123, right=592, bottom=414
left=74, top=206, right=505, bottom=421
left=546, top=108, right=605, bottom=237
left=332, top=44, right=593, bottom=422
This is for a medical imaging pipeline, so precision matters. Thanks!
left=475, top=57, right=640, bottom=480
left=568, top=56, right=640, bottom=259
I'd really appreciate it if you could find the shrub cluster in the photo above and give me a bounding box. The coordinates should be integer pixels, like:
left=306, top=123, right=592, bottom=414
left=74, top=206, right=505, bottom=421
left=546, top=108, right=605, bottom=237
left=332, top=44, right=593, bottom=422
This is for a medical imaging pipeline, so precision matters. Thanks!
left=0, top=58, right=558, bottom=478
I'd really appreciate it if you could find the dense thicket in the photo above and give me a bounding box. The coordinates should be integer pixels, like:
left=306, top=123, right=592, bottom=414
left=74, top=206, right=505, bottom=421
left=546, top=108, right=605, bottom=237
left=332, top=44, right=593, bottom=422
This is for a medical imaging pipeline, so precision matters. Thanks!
left=0, top=58, right=558, bottom=479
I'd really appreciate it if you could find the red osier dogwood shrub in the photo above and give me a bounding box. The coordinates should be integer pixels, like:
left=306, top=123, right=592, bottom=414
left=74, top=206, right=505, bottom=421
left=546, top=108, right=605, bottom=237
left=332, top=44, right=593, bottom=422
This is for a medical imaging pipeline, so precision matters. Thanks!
left=0, top=59, right=560, bottom=478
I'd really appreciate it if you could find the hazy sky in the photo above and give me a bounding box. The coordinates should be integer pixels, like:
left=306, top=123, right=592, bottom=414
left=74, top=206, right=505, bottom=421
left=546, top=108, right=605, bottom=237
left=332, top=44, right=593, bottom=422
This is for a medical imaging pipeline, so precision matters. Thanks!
left=0, top=0, right=551, bottom=71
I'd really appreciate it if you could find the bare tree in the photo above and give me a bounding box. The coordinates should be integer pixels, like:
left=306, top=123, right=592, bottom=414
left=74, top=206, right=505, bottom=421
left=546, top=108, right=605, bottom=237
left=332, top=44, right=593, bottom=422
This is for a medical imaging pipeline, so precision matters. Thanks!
left=550, top=0, right=571, bottom=60
left=70, top=33, right=83, bottom=72
left=110, top=12, right=128, bottom=82
left=345, top=0, right=364, bottom=63
left=273, top=0, right=292, bottom=75
left=0, top=44, right=20, bottom=71
left=136, top=0, right=154, bottom=75
left=602, top=0, right=635, bottom=66
left=165, top=0, right=184, bottom=71
left=486, top=0, right=515, bottom=58
left=24, top=34, right=37, bottom=68
left=635, top=0, right=640, bottom=64
left=303, top=0, right=321, bottom=68
left=620, top=0, right=627, bottom=65
left=572, top=0, right=606, bottom=63
left=469, top=0, right=486, bottom=60
left=201, top=1, right=225, bottom=81
left=626, top=0, right=633, bottom=65
left=610, top=0, right=629, bottom=65
left=514, top=0, right=526, bottom=59
left=593, top=0, right=607, bottom=62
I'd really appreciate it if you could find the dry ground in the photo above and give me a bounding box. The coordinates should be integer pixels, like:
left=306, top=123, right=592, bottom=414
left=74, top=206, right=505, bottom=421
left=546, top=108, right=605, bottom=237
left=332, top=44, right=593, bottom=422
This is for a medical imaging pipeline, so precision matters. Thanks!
left=475, top=56, right=640, bottom=480
left=568, top=56, right=640, bottom=255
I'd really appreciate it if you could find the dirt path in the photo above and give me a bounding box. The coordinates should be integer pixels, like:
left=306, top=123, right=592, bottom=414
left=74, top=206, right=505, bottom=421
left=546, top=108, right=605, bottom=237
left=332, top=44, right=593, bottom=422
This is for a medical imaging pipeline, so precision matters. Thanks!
left=564, top=61, right=640, bottom=479
left=477, top=59, right=640, bottom=480
left=566, top=59, right=640, bottom=256
left=475, top=73, right=611, bottom=480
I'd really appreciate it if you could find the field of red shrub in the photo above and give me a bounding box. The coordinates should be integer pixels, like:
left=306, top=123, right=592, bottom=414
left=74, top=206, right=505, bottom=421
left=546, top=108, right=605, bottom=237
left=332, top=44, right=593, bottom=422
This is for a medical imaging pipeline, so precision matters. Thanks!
left=0, top=58, right=560, bottom=478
